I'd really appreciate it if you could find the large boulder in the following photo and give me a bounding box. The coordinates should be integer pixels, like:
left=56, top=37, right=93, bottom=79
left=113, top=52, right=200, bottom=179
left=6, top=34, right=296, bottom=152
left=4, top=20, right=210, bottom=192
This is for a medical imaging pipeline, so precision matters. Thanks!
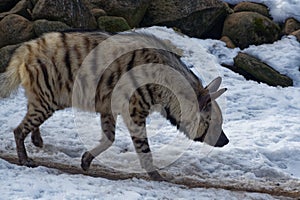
left=97, top=16, right=131, bottom=32
left=232, top=52, right=293, bottom=87
left=33, top=20, right=71, bottom=36
left=141, top=0, right=230, bottom=39
left=0, top=0, right=33, bottom=20
left=0, top=44, right=20, bottom=73
left=222, top=12, right=281, bottom=49
left=0, top=14, right=35, bottom=48
left=32, top=0, right=97, bottom=29
left=84, top=0, right=151, bottom=28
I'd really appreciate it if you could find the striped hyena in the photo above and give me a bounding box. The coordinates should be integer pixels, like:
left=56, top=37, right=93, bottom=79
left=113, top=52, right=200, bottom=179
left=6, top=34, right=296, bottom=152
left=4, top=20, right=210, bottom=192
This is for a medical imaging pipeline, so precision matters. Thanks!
left=0, top=31, right=229, bottom=180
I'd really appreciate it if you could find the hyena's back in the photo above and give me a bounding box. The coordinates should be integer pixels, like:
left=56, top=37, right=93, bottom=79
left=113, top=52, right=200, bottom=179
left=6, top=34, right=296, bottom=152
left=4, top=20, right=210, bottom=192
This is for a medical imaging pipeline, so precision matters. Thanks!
left=1, top=31, right=183, bottom=112
left=4, top=32, right=112, bottom=110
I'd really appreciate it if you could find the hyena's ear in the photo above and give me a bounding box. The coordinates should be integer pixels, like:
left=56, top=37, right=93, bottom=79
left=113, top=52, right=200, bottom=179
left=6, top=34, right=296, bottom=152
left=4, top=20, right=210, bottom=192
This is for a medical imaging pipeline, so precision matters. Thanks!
left=199, top=77, right=227, bottom=110
left=199, top=88, right=227, bottom=110
left=210, top=88, right=227, bottom=101
left=205, top=76, right=222, bottom=93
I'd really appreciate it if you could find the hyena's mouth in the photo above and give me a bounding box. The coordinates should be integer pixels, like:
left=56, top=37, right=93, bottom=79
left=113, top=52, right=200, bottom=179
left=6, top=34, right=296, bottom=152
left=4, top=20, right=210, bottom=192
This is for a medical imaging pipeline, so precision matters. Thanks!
left=193, top=130, right=229, bottom=147
left=214, top=130, right=229, bottom=147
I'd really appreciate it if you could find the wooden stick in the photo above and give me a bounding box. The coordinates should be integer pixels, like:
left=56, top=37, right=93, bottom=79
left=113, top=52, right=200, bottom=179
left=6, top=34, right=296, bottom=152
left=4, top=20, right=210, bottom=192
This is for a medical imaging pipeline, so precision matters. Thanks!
left=0, top=153, right=299, bottom=198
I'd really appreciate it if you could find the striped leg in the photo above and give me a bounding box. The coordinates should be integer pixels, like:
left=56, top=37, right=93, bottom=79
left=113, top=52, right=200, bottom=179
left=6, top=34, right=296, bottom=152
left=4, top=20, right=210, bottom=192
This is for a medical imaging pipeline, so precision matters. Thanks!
left=126, top=115, right=164, bottom=181
left=31, top=127, right=43, bottom=148
left=81, top=113, right=116, bottom=171
left=14, top=103, right=53, bottom=166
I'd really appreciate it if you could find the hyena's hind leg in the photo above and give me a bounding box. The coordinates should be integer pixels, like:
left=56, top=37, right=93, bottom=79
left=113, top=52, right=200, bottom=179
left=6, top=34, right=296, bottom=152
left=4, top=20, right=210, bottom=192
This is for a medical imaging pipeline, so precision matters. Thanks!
left=14, top=103, right=54, bottom=167
left=81, top=113, right=116, bottom=171
left=31, top=127, right=43, bottom=148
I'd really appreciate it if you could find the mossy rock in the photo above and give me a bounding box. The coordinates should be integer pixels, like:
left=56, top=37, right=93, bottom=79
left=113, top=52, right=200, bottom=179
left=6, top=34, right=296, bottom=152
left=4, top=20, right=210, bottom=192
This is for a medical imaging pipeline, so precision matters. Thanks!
left=233, top=52, right=293, bottom=87
left=33, top=19, right=71, bottom=36
left=223, top=12, right=280, bottom=49
left=0, top=14, right=35, bottom=48
left=84, top=0, right=150, bottom=27
left=97, top=16, right=131, bottom=32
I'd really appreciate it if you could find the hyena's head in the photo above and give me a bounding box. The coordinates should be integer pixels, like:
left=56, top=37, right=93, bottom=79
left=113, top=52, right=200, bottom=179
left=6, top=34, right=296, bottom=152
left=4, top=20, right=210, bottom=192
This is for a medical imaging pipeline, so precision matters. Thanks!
left=193, top=77, right=229, bottom=147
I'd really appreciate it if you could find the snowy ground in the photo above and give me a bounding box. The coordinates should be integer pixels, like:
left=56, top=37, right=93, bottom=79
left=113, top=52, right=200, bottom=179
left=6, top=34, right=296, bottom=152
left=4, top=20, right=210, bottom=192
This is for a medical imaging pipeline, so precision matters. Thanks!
left=1, top=1, right=300, bottom=199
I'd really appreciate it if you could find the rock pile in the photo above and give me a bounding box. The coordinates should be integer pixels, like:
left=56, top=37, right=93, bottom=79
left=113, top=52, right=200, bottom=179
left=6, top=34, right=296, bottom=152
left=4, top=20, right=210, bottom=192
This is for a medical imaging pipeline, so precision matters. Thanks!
left=0, top=0, right=298, bottom=86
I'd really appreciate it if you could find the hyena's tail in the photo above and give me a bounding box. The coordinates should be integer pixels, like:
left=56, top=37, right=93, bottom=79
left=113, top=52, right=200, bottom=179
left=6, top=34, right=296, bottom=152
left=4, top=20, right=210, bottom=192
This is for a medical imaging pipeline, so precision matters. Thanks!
left=0, top=58, right=21, bottom=98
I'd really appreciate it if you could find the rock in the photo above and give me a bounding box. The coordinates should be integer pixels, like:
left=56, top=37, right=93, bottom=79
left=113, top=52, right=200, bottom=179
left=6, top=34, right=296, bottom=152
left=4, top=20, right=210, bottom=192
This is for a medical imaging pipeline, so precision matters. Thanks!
left=222, top=12, right=281, bottom=49
left=91, top=8, right=106, bottom=18
left=85, top=0, right=150, bottom=28
left=291, top=30, right=300, bottom=42
left=220, top=36, right=235, bottom=48
left=233, top=2, right=271, bottom=19
left=97, top=16, right=131, bottom=32
left=0, top=44, right=21, bottom=73
left=141, top=0, right=229, bottom=39
left=32, top=0, right=97, bottom=29
left=0, top=0, right=33, bottom=20
left=0, top=14, right=35, bottom=48
left=283, top=18, right=300, bottom=35
left=232, top=52, right=293, bottom=87
left=33, top=20, right=71, bottom=36
left=0, top=0, right=19, bottom=12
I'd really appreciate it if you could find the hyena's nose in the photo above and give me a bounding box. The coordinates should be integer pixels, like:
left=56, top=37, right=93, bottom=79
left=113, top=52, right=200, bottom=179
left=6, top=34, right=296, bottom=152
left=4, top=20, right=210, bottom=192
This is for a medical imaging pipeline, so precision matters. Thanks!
left=214, top=130, right=229, bottom=147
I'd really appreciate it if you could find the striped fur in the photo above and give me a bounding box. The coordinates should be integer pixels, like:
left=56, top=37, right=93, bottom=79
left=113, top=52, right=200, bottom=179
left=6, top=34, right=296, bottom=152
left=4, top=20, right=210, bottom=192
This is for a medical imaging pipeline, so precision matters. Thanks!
left=0, top=31, right=228, bottom=180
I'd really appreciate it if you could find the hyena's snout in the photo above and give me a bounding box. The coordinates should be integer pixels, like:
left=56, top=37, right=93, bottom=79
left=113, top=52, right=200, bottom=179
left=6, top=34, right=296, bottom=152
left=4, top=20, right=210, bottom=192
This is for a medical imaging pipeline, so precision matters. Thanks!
left=214, top=130, right=229, bottom=147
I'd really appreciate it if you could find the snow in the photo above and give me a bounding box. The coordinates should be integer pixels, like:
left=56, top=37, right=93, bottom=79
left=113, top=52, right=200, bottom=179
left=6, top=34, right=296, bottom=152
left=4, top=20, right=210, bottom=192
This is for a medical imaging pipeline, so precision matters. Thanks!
left=1, top=1, right=300, bottom=199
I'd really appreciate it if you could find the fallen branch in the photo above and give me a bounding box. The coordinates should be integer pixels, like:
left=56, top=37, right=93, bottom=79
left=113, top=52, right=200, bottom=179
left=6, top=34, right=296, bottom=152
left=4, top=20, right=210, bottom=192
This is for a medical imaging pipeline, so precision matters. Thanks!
left=0, top=153, right=299, bottom=199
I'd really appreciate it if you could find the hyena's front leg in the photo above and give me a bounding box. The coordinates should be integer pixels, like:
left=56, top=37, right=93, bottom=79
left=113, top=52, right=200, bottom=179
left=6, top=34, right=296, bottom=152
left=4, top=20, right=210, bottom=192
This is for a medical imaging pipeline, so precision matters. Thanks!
left=126, top=117, right=165, bottom=181
left=14, top=103, right=53, bottom=166
left=81, top=113, right=116, bottom=171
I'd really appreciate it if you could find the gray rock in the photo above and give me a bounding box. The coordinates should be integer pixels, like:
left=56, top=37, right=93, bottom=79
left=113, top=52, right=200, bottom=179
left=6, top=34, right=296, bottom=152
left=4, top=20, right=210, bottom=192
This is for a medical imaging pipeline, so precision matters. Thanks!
left=85, top=0, right=151, bottom=28
left=32, top=0, right=97, bottom=29
left=0, top=14, right=35, bottom=48
left=222, top=12, right=281, bottom=49
left=0, top=0, right=33, bottom=20
left=91, top=8, right=106, bottom=19
left=97, top=16, right=131, bottom=32
left=233, top=2, right=272, bottom=19
left=291, top=30, right=300, bottom=42
left=220, top=36, right=235, bottom=48
left=34, top=20, right=71, bottom=36
left=283, top=18, right=300, bottom=35
left=232, top=52, right=293, bottom=87
left=141, top=0, right=229, bottom=39
left=0, top=44, right=21, bottom=73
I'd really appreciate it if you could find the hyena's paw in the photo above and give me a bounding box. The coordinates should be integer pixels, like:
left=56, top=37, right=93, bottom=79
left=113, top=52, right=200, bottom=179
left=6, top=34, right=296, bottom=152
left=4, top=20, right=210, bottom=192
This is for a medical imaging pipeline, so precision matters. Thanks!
left=19, top=157, right=37, bottom=168
left=81, top=151, right=95, bottom=171
left=31, top=134, right=44, bottom=148
left=147, top=170, right=166, bottom=182
left=31, top=129, right=44, bottom=148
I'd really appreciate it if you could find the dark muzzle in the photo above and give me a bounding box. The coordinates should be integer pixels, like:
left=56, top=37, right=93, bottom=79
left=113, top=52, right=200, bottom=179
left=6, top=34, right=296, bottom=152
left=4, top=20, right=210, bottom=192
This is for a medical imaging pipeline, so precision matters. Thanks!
left=214, top=130, right=229, bottom=147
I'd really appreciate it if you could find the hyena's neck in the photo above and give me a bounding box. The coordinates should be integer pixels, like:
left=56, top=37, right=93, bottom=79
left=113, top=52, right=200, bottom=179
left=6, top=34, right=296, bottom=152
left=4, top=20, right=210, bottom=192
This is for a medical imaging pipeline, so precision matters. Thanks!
left=156, top=87, right=183, bottom=131
left=155, top=84, right=199, bottom=139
